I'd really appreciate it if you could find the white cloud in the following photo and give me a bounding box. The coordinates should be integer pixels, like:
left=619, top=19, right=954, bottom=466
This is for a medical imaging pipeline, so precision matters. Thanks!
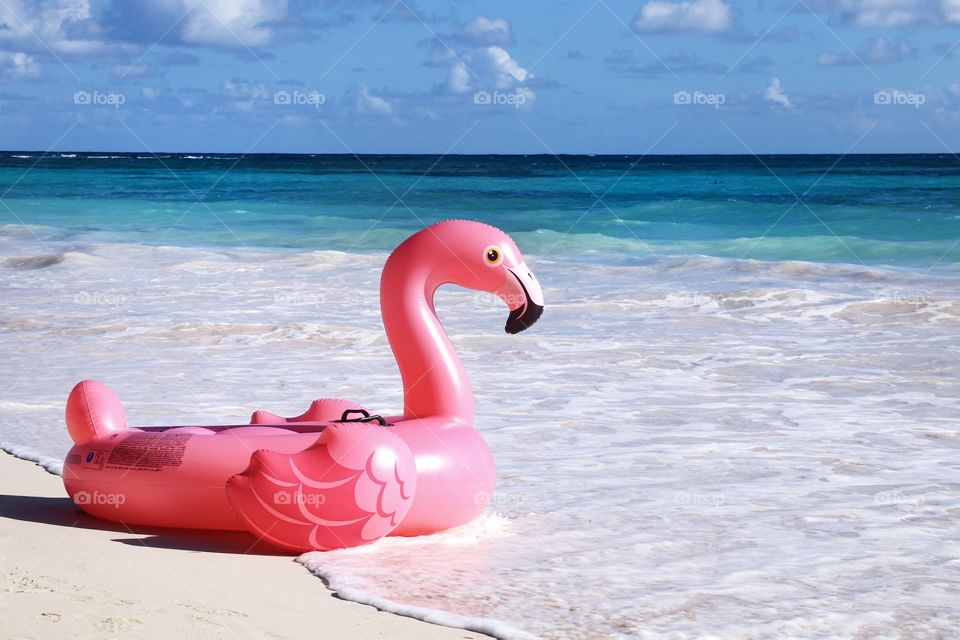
left=815, top=52, right=842, bottom=66
left=180, top=0, right=288, bottom=48
left=852, top=3, right=918, bottom=26
left=430, top=16, right=534, bottom=104
left=444, top=46, right=531, bottom=94
left=461, top=16, right=512, bottom=45
left=446, top=62, right=471, bottom=94
left=356, top=85, right=392, bottom=115
left=0, top=51, right=41, bottom=79
left=224, top=80, right=269, bottom=99
left=0, top=0, right=289, bottom=57
left=809, top=0, right=959, bottom=27
left=632, top=0, right=733, bottom=34
left=514, top=86, right=535, bottom=107
left=475, top=46, right=530, bottom=88
left=0, top=0, right=130, bottom=57
left=817, top=37, right=916, bottom=66
left=764, top=77, right=791, bottom=108
left=943, top=0, right=960, bottom=21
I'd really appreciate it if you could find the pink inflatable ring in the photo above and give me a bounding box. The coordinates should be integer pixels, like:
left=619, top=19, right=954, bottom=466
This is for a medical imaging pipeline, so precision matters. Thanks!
left=62, top=220, right=544, bottom=552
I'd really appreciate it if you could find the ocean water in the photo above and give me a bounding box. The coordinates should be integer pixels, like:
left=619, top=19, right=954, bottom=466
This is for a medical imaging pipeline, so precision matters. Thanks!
left=1, top=153, right=959, bottom=638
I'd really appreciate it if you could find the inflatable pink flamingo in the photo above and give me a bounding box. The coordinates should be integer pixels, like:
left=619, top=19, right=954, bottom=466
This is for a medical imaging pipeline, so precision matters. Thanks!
left=61, top=220, right=544, bottom=552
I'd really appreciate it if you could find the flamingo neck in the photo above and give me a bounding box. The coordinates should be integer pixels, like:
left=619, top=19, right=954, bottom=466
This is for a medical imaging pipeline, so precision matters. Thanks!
left=380, top=248, right=474, bottom=424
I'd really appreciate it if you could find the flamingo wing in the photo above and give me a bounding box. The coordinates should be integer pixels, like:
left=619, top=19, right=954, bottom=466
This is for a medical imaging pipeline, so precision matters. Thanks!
left=225, top=422, right=416, bottom=552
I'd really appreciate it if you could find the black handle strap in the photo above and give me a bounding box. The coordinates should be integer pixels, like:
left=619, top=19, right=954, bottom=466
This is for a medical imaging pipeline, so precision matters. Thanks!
left=337, top=409, right=388, bottom=427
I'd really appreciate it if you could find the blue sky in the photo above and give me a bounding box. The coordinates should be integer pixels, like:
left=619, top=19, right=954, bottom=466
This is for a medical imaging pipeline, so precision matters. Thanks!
left=0, top=0, right=958, bottom=154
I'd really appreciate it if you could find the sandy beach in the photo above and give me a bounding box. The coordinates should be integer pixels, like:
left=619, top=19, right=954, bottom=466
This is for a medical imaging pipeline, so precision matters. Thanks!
left=0, top=451, right=489, bottom=640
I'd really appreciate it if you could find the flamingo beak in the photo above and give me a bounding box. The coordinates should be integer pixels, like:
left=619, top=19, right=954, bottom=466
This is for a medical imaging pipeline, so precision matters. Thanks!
left=499, top=262, right=544, bottom=334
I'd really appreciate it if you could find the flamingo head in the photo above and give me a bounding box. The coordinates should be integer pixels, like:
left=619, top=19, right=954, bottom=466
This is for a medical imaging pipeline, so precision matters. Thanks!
left=423, top=220, right=544, bottom=334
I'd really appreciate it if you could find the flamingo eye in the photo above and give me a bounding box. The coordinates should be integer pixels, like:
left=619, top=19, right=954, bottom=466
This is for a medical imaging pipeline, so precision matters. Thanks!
left=483, top=246, right=503, bottom=267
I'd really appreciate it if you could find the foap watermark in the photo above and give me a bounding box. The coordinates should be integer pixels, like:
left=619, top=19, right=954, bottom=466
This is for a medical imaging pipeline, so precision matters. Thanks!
left=674, top=491, right=726, bottom=507
left=874, top=491, right=924, bottom=508
left=274, top=90, right=325, bottom=109
left=473, top=90, right=527, bottom=109
left=474, top=490, right=526, bottom=508
left=873, top=90, right=925, bottom=108
left=73, top=291, right=127, bottom=306
left=73, top=90, right=126, bottom=109
left=471, top=291, right=526, bottom=309
left=673, top=90, right=726, bottom=109
left=273, top=291, right=326, bottom=306
left=873, top=291, right=931, bottom=305
left=74, top=490, right=126, bottom=508
left=274, top=490, right=325, bottom=506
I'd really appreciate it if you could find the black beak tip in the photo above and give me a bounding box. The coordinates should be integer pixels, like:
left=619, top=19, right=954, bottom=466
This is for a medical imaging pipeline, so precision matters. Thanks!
left=505, top=302, right=544, bottom=334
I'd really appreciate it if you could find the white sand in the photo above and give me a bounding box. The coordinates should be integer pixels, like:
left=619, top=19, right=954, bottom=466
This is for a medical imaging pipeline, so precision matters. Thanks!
left=0, top=452, right=489, bottom=640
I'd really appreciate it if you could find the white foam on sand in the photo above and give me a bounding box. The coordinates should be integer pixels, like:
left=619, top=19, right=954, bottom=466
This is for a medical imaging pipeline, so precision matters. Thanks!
left=300, top=515, right=537, bottom=640
left=2, top=234, right=959, bottom=638
left=0, top=442, right=63, bottom=475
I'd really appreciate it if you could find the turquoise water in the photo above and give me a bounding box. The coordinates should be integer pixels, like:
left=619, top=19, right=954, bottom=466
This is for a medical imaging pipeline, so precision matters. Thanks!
left=2, top=152, right=959, bottom=267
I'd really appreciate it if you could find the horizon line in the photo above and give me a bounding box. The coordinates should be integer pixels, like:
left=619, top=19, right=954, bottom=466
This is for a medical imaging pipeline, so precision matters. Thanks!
left=1, top=150, right=956, bottom=157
